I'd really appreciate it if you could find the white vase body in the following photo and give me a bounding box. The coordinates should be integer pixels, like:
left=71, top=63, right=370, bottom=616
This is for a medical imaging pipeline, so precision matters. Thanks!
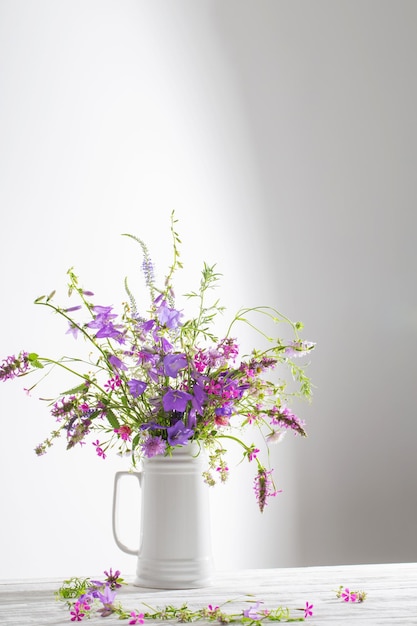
left=112, top=443, right=213, bottom=589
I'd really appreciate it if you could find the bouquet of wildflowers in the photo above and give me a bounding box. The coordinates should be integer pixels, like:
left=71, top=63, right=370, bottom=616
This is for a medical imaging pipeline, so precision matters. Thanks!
left=0, top=214, right=314, bottom=511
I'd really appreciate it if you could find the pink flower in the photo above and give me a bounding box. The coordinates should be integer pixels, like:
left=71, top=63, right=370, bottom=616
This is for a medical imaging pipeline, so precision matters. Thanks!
left=129, top=611, right=145, bottom=625
left=341, top=588, right=357, bottom=602
left=253, top=468, right=279, bottom=512
left=114, top=425, right=132, bottom=441
left=304, top=601, right=314, bottom=617
left=70, top=601, right=86, bottom=621
left=248, top=447, right=260, bottom=461
left=92, top=440, right=106, bottom=459
left=104, top=376, right=122, bottom=392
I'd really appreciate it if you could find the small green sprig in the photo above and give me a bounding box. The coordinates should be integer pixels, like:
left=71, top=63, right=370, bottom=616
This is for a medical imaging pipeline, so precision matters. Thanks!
left=55, top=576, right=90, bottom=601
left=335, top=585, right=367, bottom=603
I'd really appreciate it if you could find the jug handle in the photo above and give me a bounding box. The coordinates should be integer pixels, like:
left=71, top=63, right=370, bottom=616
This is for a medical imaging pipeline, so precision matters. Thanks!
left=112, top=470, right=142, bottom=556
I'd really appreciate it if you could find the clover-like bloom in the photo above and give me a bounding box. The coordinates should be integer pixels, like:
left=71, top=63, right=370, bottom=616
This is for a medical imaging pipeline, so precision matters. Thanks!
left=0, top=352, right=29, bottom=381
left=248, top=447, right=260, bottom=462
left=253, top=468, right=278, bottom=512
left=164, top=353, right=187, bottom=378
left=128, top=379, right=147, bottom=397
left=162, top=388, right=192, bottom=413
left=166, top=420, right=193, bottom=446
left=104, top=568, right=123, bottom=589
left=114, top=425, right=132, bottom=441
left=142, top=435, right=166, bottom=458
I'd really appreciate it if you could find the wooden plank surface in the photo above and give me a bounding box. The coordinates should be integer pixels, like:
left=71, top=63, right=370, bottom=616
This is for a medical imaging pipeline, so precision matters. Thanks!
left=0, top=563, right=415, bottom=625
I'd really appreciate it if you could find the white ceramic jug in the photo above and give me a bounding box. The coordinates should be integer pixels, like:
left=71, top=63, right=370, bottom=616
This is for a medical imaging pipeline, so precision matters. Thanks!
left=112, top=443, right=214, bottom=589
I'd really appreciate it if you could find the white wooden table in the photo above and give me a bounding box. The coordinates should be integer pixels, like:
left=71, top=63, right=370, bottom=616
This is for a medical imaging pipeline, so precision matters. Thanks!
left=0, top=563, right=415, bottom=625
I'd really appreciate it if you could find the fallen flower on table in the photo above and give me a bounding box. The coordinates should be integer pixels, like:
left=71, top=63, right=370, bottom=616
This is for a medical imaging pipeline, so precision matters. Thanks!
left=335, top=585, right=367, bottom=603
left=55, top=569, right=311, bottom=622
left=304, top=602, right=314, bottom=618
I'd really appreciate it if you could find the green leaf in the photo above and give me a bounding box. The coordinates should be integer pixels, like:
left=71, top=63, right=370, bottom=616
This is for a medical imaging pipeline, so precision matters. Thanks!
left=46, top=290, right=56, bottom=302
left=106, top=410, right=120, bottom=429
left=60, top=382, right=88, bottom=396
left=27, top=353, right=44, bottom=369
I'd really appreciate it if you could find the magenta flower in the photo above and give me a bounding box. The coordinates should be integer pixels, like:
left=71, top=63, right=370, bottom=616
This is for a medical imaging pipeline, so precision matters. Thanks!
left=104, top=568, right=123, bottom=589
left=92, top=440, right=106, bottom=459
left=162, top=388, right=192, bottom=412
left=104, top=376, right=122, bottom=391
left=0, top=352, right=29, bottom=381
left=253, top=468, right=278, bottom=512
left=304, top=601, right=314, bottom=617
left=114, top=425, right=132, bottom=441
left=70, top=601, right=86, bottom=622
left=248, top=447, right=260, bottom=462
left=218, top=337, right=239, bottom=360
left=341, top=588, right=357, bottom=602
left=129, top=611, right=145, bottom=625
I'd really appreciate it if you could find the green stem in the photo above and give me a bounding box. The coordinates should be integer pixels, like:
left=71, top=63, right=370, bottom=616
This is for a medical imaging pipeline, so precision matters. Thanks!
left=225, top=306, right=300, bottom=341
left=36, top=300, right=109, bottom=361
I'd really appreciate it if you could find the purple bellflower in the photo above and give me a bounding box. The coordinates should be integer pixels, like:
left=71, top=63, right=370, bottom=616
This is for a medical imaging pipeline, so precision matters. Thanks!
left=166, top=420, right=193, bottom=446
left=128, top=379, right=147, bottom=397
left=163, top=353, right=188, bottom=378
left=162, top=388, right=192, bottom=413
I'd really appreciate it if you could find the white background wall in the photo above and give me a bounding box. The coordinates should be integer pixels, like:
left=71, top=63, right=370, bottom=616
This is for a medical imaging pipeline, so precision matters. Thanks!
left=1, top=0, right=416, bottom=580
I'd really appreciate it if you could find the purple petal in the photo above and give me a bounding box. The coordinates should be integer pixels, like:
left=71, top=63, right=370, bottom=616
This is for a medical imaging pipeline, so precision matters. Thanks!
left=166, top=420, right=193, bottom=446
left=162, top=389, right=193, bottom=413
left=128, top=379, right=147, bottom=397
left=163, top=353, right=187, bottom=378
